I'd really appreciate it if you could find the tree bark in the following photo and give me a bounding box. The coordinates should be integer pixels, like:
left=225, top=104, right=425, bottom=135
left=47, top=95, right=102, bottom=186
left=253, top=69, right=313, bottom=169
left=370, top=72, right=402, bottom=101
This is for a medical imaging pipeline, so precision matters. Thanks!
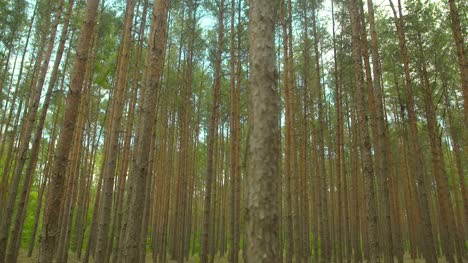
left=38, top=0, right=100, bottom=261
left=229, top=1, right=241, bottom=261
left=349, top=0, right=380, bottom=261
left=201, top=2, right=224, bottom=262
left=245, top=0, right=280, bottom=262
left=364, top=0, right=394, bottom=261
left=388, top=1, right=438, bottom=261
left=123, top=0, right=169, bottom=261
left=448, top=0, right=468, bottom=129
left=95, top=1, right=136, bottom=262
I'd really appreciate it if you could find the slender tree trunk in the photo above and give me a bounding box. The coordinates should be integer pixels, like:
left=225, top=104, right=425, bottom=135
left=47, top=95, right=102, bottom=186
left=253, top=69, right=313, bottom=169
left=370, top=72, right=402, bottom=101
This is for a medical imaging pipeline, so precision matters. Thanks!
left=348, top=103, right=362, bottom=262
left=0, top=0, right=65, bottom=259
left=280, top=1, right=294, bottom=261
left=38, top=0, right=100, bottom=261
left=73, top=104, right=96, bottom=259
left=331, top=1, right=344, bottom=260
left=201, top=2, right=224, bottom=261
left=112, top=2, right=148, bottom=261
left=447, top=0, right=468, bottom=236
left=444, top=87, right=467, bottom=261
left=172, top=3, right=195, bottom=261
left=56, top=81, right=89, bottom=262
left=123, top=0, right=169, bottom=261
left=447, top=0, right=468, bottom=128
left=388, top=1, right=438, bottom=261
left=84, top=92, right=107, bottom=263
left=417, top=36, right=457, bottom=263
left=6, top=3, right=74, bottom=259
left=234, top=1, right=243, bottom=261
left=311, top=1, right=331, bottom=261
left=0, top=3, right=36, bottom=169
left=365, top=0, right=394, bottom=261
left=299, top=4, right=312, bottom=262
left=395, top=82, right=420, bottom=261
left=95, top=1, right=136, bottom=262
left=229, top=1, right=241, bottom=261
left=349, top=0, right=380, bottom=261
left=27, top=93, right=62, bottom=257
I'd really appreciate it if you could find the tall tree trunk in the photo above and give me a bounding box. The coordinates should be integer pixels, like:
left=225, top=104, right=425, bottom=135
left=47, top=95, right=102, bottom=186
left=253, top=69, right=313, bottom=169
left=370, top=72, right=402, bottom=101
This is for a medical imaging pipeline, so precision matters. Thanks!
left=73, top=101, right=97, bottom=259
left=0, top=3, right=36, bottom=176
left=27, top=94, right=63, bottom=257
left=311, top=1, right=331, bottom=261
left=349, top=0, right=380, bottom=261
left=123, top=0, right=169, bottom=261
left=299, top=4, right=312, bottom=262
left=444, top=86, right=467, bottom=261
left=280, top=1, right=294, bottom=261
left=331, top=0, right=344, bottom=260
left=56, top=81, right=89, bottom=263
left=448, top=0, right=468, bottom=129
left=201, top=1, right=224, bottom=261
left=229, top=1, right=241, bottom=261
left=111, top=1, right=148, bottom=261
left=348, top=102, right=362, bottom=262
left=417, top=35, right=457, bottom=263
left=38, top=0, right=100, bottom=261
left=95, top=1, right=136, bottom=262
left=388, top=1, right=438, bottom=261
left=6, top=1, right=74, bottom=259
left=246, top=0, right=280, bottom=261
left=172, top=3, right=196, bottom=261
left=395, top=78, right=420, bottom=261
left=0, top=0, right=65, bottom=259
left=365, top=0, right=394, bottom=261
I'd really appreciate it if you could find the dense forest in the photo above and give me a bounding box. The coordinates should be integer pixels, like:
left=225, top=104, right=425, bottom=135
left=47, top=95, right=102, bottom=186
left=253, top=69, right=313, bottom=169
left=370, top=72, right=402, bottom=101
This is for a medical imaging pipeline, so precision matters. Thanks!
left=0, top=0, right=466, bottom=262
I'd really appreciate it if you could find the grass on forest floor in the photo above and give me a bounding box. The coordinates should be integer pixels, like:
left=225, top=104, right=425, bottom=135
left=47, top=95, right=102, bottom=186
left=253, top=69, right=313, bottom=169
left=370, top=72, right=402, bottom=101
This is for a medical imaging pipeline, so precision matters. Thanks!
left=18, top=250, right=449, bottom=263
left=17, top=250, right=80, bottom=263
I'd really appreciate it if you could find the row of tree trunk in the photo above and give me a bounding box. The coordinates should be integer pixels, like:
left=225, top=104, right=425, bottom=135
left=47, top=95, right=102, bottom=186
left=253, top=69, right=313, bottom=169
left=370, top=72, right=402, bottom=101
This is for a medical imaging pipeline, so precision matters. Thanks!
left=0, top=0, right=466, bottom=262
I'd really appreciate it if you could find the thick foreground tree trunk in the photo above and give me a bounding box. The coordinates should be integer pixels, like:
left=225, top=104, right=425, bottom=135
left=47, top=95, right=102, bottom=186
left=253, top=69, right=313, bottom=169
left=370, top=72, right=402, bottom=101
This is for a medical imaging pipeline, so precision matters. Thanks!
left=245, top=0, right=280, bottom=262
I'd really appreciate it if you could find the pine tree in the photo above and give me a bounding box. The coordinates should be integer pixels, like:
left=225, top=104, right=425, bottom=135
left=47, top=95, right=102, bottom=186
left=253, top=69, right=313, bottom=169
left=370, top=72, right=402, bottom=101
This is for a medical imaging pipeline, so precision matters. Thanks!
left=38, top=0, right=100, bottom=262
left=245, top=0, right=280, bottom=261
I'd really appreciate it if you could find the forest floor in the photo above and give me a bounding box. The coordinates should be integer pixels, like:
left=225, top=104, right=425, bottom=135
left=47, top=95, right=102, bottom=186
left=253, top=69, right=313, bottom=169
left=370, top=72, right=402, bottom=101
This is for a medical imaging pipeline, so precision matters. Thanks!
left=17, top=250, right=449, bottom=263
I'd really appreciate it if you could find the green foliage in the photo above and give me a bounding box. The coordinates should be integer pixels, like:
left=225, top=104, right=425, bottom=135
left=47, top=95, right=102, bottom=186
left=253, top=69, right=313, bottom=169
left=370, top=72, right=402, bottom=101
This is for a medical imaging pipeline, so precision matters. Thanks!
left=0, top=0, right=28, bottom=51
left=21, top=191, right=38, bottom=247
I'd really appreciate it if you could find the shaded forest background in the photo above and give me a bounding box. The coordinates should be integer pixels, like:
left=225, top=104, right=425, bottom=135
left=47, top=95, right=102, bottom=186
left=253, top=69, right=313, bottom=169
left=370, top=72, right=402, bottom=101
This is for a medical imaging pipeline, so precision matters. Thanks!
left=0, top=0, right=466, bottom=262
